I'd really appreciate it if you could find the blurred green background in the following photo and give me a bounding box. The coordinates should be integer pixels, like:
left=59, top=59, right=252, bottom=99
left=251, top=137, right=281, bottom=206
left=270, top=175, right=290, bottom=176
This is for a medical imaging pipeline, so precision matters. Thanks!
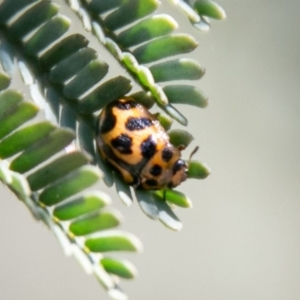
left=1, top=1, right=300, bottom=299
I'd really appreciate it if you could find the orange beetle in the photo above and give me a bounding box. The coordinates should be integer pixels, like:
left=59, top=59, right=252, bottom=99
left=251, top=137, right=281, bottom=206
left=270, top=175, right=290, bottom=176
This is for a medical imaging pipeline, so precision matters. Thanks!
left=96, top=98, right=187, bottom=190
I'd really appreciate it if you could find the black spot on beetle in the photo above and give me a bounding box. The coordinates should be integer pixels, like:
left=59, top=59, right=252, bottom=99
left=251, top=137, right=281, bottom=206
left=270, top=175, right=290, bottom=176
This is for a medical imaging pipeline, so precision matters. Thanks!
left=145, top=179, right=158, bottom=187
left=116, top=100, right=137, bottom=110
left=126, top=117, right=152, bottom=131
left=162, top=148, right=173, bottom=162
left=111, top=134, right=132, bottom=154
left=130, top=175, right=140, bottom=187
left=100, top=108, right=116, bottom=134
left=101, top=144, right=138, bottom=185
left=173, top=159, right=186, bottom=174
left=141, top=136, right=156, bottom=158
left=168, top=182, right=174, bottom=188
left=150, top=164, right=162, bottom=176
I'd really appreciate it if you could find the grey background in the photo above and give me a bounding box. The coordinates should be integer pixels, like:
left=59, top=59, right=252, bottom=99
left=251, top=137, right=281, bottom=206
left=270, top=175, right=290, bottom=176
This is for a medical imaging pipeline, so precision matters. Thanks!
left=1, top=1, right=300, bottom=299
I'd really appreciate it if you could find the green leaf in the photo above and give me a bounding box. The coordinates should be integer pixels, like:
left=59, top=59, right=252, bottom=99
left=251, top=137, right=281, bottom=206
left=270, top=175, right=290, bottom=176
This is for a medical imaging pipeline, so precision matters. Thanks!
left=7, top=1, right=59, bottom=40
left=77, top=122, right=96, bottom=159
left=122, top=52, right=139, bottom=73
left=135, top=189, right=159, bottom=220
left=24, top=15, right=71, bottom=56
left=168, top=129, right=194, bottom=148
left=164, top=85, right=208, bottom=108
left=63, top=59, right=108, bottom=100
left=104, top=0, right=159, bottom=31
left=0, top=161, right=12, bottom=184
left=0, top=72, right=11, bottom=91
left=136, top=66, right=154, bottom=88
left=157, top=113, right=173, bottom=131
left=117, top=14, right=177, bottom=47
left=105, top=38, right=123, bottom=60
left=49, top=48, right=98, bottom=84
left=153, top=195, right=182, bottom=231
left=78, top=76, right=132, bottom=113
left=194, top=0, right=226, bottom=20
left=137, top=65, right=154, bottom=88
left=39, top=166, right=102, bottom=206
left=95, top=152, right=115, bottom=187
left=9, top=172, right=31, bottom=202
left=0, top=122, right=56, bottom=159
left=53, top=192, right=111, bottom=221
left=115, top=174, right=133, bottom=207
left=129, top=91, right=155, bottom=109
left=27, top=151, right=90, bottom=191
left=0, top=0, right=37, bottom=24
left=150, top=58, right=205, bottom=82
left=101, top=257, right=137, bottom=279
left=85, top=230, right=143, bottom=252
left=9, top=128, right=75, bottom=174
left=149, top=83, right=168, bottom=106
left=160, top=103, right=188, bottom=126
left=133, top=34, right=198, bottom=64
left=60, top=105, right=76, bottom=131
left=187, top=160, right=211, bottom=179
left=0, top=102, right=38, bottom=140
left=86, top=0, right=122, bottom=14
left=0, top=90, right=23, bottom=117
left=156, top=190, right=192, bottom=208
left=69, top=209, right=122, bottom=236
left=40, top=34, right=89, bottom=70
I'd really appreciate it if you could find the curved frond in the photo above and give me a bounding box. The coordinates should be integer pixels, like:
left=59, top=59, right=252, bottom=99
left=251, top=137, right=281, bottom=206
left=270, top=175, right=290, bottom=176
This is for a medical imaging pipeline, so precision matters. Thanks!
left=0, top=0, right=213, bottom=226
left=0, top=0, right=223, bottom=296
left=63, top=0, right=211, bottom=228
left=0, top=0, right=212, bottom=232
left=0, top=3, right=145, bottom=298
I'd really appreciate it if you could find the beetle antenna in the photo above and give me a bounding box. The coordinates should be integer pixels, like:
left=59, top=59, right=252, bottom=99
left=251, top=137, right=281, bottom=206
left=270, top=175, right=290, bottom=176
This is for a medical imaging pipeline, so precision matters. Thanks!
left=188, top=146, right=199, bottom=163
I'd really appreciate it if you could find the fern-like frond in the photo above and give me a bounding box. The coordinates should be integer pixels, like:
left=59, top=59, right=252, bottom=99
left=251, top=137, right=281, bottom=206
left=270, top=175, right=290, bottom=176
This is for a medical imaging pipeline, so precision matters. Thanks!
left=0, top=2, right=145, bottom=298
left=0, top=0, right=223, bottom=296
left=0, top=0, right=212, bottom=231
left=63, top=0, right=211, bottom=229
